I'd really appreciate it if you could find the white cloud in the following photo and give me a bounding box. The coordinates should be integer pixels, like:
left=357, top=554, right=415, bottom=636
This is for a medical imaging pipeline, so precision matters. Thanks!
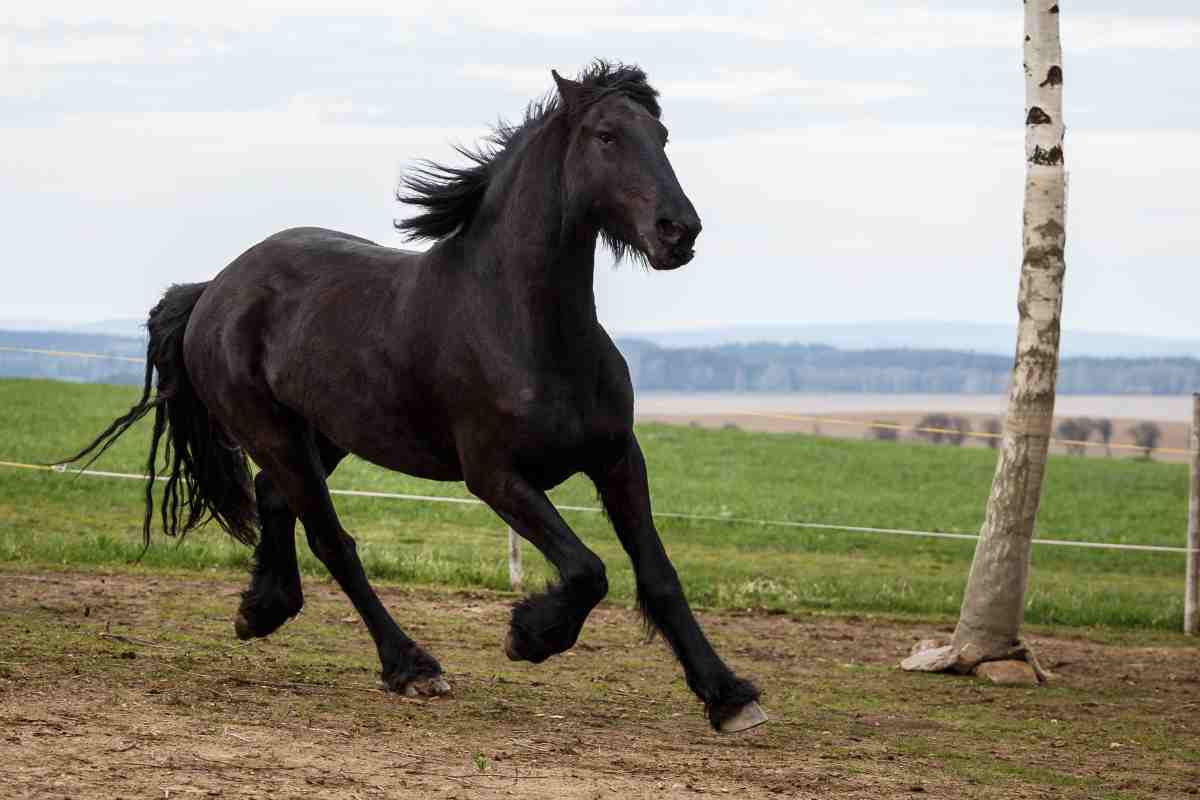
left=0, top=67, right=48, bottom=99
left=1, top=30, right=232, bottom=66
left=459, top=64, right=920, bottom=108
left=2, top=2, right=1198, bottom=338
left=0, top=106, right=483, bottom=199
left=463, top=6, right=1198, bottom=53
left=475, top=13, right=790, bottom=41
left=1067, top=15, right=1200, bottom=51
left=457, top=64, right=550, bottom=95
left=3, top=112, right=1199, bottom=336
left=662, top=70, right=921, bottom=105
left=6, top=3, right=1197, bottom=53
left=1, top=0, right=639, bottom=27
left=588, top=122, right=1200, bottom=335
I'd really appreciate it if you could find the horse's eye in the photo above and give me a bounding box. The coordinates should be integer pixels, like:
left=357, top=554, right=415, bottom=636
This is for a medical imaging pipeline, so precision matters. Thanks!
left=596, top=131, right=616, bottom=145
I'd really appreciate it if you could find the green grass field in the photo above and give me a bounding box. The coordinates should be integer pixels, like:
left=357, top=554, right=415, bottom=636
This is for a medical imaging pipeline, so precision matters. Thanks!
left=0, top=378, right=1191, bottom=630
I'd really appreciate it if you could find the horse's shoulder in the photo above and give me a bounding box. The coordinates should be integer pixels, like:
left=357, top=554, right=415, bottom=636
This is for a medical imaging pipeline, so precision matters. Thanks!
left=596, top=329, right=631, bottom=377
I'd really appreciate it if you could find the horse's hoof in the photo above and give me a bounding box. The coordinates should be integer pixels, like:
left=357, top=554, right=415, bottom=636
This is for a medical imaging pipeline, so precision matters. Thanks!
left=234, top=612, right=255, bottom=641
left=718, top=701, right=768, bottom=734
left=503, top=627, right=557, bottom=663
left=403, top=676, right=452, bottom=698
left=235, top=589, right=302, bottom=640
left=504, top=630, right=521, bottom=661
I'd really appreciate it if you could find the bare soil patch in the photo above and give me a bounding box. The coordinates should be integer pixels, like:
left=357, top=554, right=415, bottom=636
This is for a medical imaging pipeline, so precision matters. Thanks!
left=641, top=411, right=1193, bottom=463
left=1, top=569, right=1198, bottom=798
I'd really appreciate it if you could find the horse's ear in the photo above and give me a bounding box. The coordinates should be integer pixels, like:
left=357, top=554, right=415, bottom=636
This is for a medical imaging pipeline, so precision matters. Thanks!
left=552, top=69, right=584, bottom=115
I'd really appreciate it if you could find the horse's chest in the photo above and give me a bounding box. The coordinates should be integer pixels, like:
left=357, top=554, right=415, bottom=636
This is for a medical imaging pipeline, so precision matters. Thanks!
left=519, top=398, right=621, bottom=451
left=506, top=387, right=627, bottom=482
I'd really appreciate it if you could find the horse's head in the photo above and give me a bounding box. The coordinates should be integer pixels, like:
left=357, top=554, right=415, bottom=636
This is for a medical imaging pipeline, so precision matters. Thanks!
left=554, top=68, right=701, bottom=271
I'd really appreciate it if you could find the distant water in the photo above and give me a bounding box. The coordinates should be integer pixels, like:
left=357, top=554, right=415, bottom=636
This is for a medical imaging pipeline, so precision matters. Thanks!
left=634, top=393, right=1194, bottom=422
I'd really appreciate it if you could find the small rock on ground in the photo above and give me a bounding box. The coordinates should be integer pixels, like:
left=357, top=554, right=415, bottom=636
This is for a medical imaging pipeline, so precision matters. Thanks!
left=900, top=644, right=958, bottom=673
left=974, top=660, right=1039, bottom=686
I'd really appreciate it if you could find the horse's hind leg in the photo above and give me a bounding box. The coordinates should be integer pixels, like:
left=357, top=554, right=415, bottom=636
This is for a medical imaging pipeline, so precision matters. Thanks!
left=255, top=433, right=448, bottom=697
left=235, top=437, right=346, bottom=640
left=233, top=470, right=304, bottom=639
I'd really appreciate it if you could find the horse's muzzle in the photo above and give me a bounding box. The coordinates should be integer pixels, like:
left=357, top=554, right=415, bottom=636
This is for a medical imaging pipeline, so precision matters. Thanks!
left=650, top=246, right=695, bottom=270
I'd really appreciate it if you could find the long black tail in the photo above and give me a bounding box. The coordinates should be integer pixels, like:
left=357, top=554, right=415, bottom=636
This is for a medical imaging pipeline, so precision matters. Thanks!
left=62, top=282, right=258, bottom=551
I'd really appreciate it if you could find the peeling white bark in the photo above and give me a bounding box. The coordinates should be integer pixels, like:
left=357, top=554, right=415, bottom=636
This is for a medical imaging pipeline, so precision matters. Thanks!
left=905, top=2, right=1067, bottom=673
left=953, top=0, right=1066, bottom=666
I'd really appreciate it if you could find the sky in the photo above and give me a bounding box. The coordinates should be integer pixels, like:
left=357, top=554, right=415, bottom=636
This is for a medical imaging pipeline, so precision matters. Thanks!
left=2, top=1, right=1198, bottom=339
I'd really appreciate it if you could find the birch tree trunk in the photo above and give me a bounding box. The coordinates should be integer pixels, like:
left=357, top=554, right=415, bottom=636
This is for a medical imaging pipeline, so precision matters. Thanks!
left=903, top=1, right=1065, bottom=676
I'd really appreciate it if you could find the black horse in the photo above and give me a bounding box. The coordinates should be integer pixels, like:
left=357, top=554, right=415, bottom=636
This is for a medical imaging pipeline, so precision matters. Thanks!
left=69, top=62, right=765, bottom=733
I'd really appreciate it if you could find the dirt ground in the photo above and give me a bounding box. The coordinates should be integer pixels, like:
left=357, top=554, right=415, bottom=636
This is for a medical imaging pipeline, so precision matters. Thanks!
left=1, top=569, right=1198, bottom=799
left=640, top=411, right=1194, bottom=464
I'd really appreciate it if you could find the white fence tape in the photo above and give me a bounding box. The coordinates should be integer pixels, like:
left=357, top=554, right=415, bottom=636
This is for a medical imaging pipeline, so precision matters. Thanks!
left=0, top=460, right=1184, bottom=555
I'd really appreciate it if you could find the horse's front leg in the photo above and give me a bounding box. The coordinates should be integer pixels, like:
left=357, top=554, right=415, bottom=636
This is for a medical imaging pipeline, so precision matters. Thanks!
left=589, top=433, right=766, bottom=733
left=466, top=470, right=608, bottom=663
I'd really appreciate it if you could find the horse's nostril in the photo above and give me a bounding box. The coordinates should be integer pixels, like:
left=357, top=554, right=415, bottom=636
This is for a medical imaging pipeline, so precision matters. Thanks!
left=657, top=219, right=683, bottom=244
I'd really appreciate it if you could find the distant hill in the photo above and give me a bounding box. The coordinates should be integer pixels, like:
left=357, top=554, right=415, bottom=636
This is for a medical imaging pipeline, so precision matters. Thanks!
left=616, top=339, right=1200, bottom=395
left=0, top=318, right=146, bottom=339
left=5, top=327, right=1200, bottom=395
left=615, top=321, right=1200, bottom=360
left=68, top=318, right=147, bottom=339
left=10, top=318, right=1199, bottom=358
left=0, top=330, right=145, bottom=385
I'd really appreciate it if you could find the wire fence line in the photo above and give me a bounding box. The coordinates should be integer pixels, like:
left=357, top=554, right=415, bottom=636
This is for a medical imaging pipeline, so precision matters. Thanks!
left=3, top=344, right=1197, bottom=456
left=0, top=345, right=146, bottom=364
left=0, top=458, right=1192, bottom=555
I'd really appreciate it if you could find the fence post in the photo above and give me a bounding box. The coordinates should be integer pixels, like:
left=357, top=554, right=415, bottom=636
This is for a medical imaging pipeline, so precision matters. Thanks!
left=1187, top=394, right=1200, bottom=635
left=508, top=528, right=523, bottom=591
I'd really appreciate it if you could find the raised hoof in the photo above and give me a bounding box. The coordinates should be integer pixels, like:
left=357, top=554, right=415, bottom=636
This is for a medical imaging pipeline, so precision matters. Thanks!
left=235, top=589, right=302, bottom=641
left=503, top=625, right=564, bottom=664
left=718, top=701, right=768, bottom=734
left=401, top=676, right=452, bottom=698
left=234, top=607, right=298, bottom=641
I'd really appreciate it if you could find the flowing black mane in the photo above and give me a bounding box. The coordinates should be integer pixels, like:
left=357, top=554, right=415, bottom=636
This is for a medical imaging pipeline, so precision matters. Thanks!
left=395, top=60, right=661, bottom=243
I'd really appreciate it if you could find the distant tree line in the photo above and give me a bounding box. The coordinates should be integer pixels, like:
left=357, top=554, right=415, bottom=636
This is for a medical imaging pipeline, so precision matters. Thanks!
left=618, top=339, right=1200, bottom=395
left=867, top=413, right=1165, bottom=460
left=4, top=329, right=1199, bottom=399
left=1053, top=416, right=1162, bottom=458
left=871, top=415, right=993, bottom=448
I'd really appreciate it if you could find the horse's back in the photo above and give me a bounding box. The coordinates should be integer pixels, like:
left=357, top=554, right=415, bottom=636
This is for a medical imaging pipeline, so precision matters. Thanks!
left=269, top=225, right=378, bottom=246
left=191, top=225, right=430, bottom=374
left=253, top=226, right=423, bottom=266
left=182, top=227, right=459, bottom=477
left=189, top=226, right=420, bottom=351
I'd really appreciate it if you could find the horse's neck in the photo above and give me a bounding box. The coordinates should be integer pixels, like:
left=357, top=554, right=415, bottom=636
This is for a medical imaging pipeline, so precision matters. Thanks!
left=490, top=219, right=602, bottom=358
left=472, top=130, right=602, bottom=349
